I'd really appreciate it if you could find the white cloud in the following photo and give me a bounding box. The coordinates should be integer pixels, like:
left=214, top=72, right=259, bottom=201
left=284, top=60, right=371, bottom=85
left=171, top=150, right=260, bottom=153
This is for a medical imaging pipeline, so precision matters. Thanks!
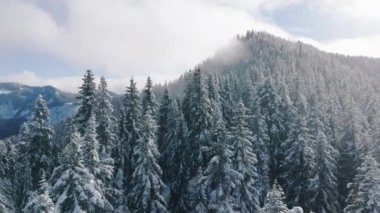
left=314, top=0, right=380, bottom=21
left=324, top=35, right=380, bottom=57
left=0, top=0, right=291, bottom=83
left=206, top=0, right=303, bottom=15
left=1, top=0, right=380, bottom=93
left=304, top=0, right=380, bottom=38
left=0, top=0, right=59, bottom=53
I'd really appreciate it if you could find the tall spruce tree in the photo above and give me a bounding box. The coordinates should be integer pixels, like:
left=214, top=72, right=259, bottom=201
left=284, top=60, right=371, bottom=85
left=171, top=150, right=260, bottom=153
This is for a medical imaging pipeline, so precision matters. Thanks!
left=369, top=114, right=380, bottom=163
left=160, top=99, right=188, bottom=182
left=338, top=104, right=370, bottom=208
left=0, top=139, right=17, bottom=212
left=75, top=70, right=97, bottom=135
left=157, top=87, right=171, bottom=150
left=114, top=108, right=129, bottom=212
left=82, top=114, right=101, bottom=174
left=258, top=77, right=286, bottom=184
left=82, top=114, right=114, bottom=189
left=50, top=125, right=113, bottom=212
left=198, top=120, right=242, bottom=212
left=307, top=95, right=326, bottom=142
left=123, top=78, right=142, bottom=181
left=246, top=82, right=270, bottom=205
left=219, top=78, right=235, bottom=128
left=181, top=69, right=214, bottom=211
left=281, top=92, right=316, bottom=210
left=182, top=72, right=194, bottom=127
left=26, top=95, right=54, bottom=190
left=344, top=155, right=380, bottom=212
left=17, top=125, right=33, bottom=208
left=142, top=77, right=157, bottom=116
left=127, top=110, right=167, bottom=212
left=231, top=101, right=260, bottom=212
left=277, top=78, right=297, bottom=177
left=114, top=108, right=127, bottom=187
left=182, top=69, right=213, bottom=176
left=94, top=77, right=119, bottom=206
left=325, top=100, right=341, bottom=151
left=207, top=75, right=223, bottom=120
left=277, top=77, right=295, bottom=125
left=167, top=104, right=190, bottom=212
left=304, top=94, right=340, bottom=212
left=96, top=76, right=116, bottom=155
left=308, top=130, right=340, bottom=213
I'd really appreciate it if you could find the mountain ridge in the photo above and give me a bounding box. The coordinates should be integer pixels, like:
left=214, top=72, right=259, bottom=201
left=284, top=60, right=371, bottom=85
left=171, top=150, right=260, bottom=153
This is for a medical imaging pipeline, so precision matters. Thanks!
left=159, top=31, right=380, bottom=99
left=3, top=31, right=380, bottom=139
left=0, top=82, right=76, bottom=139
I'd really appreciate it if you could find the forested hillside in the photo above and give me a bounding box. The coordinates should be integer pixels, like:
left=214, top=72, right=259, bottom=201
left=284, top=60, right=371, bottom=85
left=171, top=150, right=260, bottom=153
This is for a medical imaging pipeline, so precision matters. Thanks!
left=1, top=31, right=380, bottom=212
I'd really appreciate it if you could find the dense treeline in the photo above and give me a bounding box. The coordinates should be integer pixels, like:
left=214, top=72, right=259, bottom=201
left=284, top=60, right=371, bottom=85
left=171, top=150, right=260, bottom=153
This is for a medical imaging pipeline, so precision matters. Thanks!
left=1, top=32, right=380, bottom=212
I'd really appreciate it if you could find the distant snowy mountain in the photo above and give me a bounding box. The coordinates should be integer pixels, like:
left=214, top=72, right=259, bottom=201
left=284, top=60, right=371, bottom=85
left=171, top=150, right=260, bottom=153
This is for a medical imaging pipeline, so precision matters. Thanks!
left=0, top=82, right=76, bottom=139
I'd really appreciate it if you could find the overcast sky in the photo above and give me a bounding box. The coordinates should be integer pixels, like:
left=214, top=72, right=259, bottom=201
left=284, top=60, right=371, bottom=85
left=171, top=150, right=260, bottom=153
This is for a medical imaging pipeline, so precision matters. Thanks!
left=1, top=0, right=380, bottom=93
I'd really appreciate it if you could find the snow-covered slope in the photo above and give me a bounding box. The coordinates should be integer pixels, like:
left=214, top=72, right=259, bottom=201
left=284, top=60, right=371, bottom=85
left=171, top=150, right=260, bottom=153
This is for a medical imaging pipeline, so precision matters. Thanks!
left=0, top=83, right=76, bottom=139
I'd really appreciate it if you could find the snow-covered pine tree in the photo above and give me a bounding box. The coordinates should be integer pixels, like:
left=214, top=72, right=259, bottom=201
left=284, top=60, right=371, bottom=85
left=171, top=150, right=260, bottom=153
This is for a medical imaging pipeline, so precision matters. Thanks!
left=96, top=76, right=116, bottom=155
left=0, top=139, right=17, bottom=212
left=307, top=94, right=325, bottom=143
left=160, top=99, right=188, bottom=182
left=262, top=181, right=289, bottom=213
left=369, top=113, right=380, bottom=163
left=127, top=110, right=167, bottom=212
left=281, top=92, right=316, bottom=210
left=219, top=78, right=235, bottom=128
left=157, top=87, right=171, bottom=151
left=115, top=78, right=141, bottom=209
left=230, top=101, right=260, bottom=212
left=246, top=81, right=270, bottom=205
left=308, top=130, right=340, bottom=213
left=113, top=108, right=129, bottom=212
left=142, top=77, right=157, bottom=116
left=182, top=72, right=194, bottom=127
left=82, top=113, right=101, bottom=175
left=114, top=108, right=127, bottom=186
left=99, top=147, right=120, bottom=207
left=0, top=177, right=15, bottom=213
left=82, top=114, right=114, bottom=198
left=338, top=104, right=371, bottom=208
left=17, top=125, right=33, bottom=208
left=182, top=68, right=213, bottom=176
left=301, top=94, right=341, bottom=212
left=123, top=78, right=142, bottom=180
left=26, top=95, right=54, bottom=190
left=23, top=171, right=55, bottom=213
left=190, top=168, right=207, bottom=212
left=257, top=77, right=286, bottom=184
left=344, top=155, right=380, bottom=212
left=50, top=125, right=113, bottom=212
left=325, top=100, right=341, bottom=151
left=167, top=104, right=191, bottom=212
left=277, top=77, right=297, bottom=166
left=94, top=77, right=120, bottom=206
left=75, top=70, right=97, bottom=135
left=197, top=120, right=242, bottom=212
left=207, top=75, right=223, bottom=120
